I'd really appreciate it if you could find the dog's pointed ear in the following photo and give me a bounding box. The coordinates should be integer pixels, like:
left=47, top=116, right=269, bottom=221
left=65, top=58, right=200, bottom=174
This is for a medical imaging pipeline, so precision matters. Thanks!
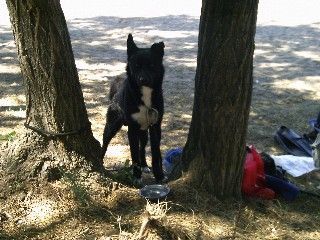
left=151, top=41, right=165, bottom=59
left=127, top=34, right=138, bottom=58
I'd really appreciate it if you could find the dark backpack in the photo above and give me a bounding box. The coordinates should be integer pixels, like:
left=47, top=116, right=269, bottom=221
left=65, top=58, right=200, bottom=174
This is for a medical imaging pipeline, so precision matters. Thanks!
left=260, top=152, right=287, bottom=180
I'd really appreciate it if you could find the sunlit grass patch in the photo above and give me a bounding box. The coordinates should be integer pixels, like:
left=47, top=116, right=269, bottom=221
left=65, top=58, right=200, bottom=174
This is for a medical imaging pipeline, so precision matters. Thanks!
left=0, top=131, right=16, bottom=142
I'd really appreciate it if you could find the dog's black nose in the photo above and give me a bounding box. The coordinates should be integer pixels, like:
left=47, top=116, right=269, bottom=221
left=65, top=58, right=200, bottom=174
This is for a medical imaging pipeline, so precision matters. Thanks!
left=138, top=76, right=149, bottom=86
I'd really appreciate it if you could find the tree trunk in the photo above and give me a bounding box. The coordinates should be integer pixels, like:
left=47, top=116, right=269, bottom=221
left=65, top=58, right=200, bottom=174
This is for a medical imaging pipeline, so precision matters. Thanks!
left=1, top=0, right=103, bottom=185
left=182, top=0, right=259, bottom=198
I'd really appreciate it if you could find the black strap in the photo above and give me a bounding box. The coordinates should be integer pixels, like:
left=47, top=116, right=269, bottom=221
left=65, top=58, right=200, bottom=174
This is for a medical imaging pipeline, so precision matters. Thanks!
left=24, top=122, right=90, bottom=137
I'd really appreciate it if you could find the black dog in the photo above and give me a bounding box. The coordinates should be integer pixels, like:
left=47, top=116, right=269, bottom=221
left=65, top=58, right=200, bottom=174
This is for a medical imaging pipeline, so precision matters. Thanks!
left=101, top=34, right=166, bottom=184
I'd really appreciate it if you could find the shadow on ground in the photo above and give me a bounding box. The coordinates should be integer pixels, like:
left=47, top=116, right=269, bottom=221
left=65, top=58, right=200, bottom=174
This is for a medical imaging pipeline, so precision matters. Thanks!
left=1, top=15, right=320, bottom=239
left=1, top=17, right=319, bottom=154
left=249, top=23, right=320, bottom=153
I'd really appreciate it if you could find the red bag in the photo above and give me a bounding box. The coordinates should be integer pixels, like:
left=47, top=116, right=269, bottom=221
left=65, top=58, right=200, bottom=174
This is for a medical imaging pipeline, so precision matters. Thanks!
left=242, top=145, right=275, bottom=199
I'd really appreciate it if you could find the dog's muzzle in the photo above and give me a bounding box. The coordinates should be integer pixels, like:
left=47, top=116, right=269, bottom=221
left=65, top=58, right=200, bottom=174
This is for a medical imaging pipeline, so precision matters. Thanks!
left=136, top=69, right=153, bottom=86
left=138, top=76, right=152, bottom=86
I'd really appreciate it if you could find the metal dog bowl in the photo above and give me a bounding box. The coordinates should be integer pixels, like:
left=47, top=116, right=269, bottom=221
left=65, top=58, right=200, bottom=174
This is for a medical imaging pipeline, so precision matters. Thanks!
left=139, top=184, right=170, bottom=200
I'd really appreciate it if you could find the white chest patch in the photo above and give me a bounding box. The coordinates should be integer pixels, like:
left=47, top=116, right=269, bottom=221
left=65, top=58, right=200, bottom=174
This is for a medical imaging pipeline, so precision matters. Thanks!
left=131, top=105, right=150, bottom=130
left=131, top=86, right=157, bottom=130
left=141, top=86, right=152, bottom=108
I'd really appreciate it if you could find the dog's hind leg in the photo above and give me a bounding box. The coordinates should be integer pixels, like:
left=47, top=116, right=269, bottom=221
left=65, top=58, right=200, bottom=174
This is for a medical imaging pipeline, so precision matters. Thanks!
left=101, top=105, right=123, bottom=161
left=139, top=130, right=151, bottom=173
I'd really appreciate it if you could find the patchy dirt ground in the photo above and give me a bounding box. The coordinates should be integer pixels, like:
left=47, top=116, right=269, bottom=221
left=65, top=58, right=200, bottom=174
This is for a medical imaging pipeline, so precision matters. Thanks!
left=1, top=1, right=320, bottom=239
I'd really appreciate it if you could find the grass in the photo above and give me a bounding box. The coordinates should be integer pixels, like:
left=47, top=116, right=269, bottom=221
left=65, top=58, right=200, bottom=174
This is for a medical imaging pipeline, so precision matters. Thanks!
left=61, top=170, right=92, bottom=208
left=1, top=12, right=320, bottom=240
left=108, top=159, right=135, bottom=186
left=1, top=168, right=320, bottom=239
left=0, top=131, right=16, bottom=142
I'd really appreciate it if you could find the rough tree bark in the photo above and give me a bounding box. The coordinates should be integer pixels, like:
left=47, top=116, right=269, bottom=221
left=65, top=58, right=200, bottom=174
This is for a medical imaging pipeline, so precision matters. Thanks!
left=1, top=0, right=103, bottom=185
left=182, top=0, right=259, bottom=198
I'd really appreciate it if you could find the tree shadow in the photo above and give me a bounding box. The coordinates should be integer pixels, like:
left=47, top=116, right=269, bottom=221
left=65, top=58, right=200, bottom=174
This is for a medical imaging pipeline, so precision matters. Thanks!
left=0, top=202, right=116, bottom=240
left=63, top=15, right=199, bottom=154
left=248, top=23, right=320, bottom=153
left=1, top=15, right=320, bottom=238
left=3, top=16, right=319, bottom=154
left=66, top=17, right=320, bottom=160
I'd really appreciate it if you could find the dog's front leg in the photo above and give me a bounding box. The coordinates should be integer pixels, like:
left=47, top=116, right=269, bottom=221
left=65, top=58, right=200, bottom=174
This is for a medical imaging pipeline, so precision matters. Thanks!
left=139, top=130, right=151, bottom=173
left=149, top=123, right=164, bottom=182
left=128, top=125, right=142, bottom=183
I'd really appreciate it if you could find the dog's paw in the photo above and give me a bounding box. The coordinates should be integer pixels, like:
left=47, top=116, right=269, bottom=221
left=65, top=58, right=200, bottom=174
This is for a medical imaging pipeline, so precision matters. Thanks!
left=141, top=166, right=151, bottom=174
left=156, top=175, right=169, bottom=184
left=133, top=177, right=143, bottom=187
left=162, top=175, right=169, bottom=183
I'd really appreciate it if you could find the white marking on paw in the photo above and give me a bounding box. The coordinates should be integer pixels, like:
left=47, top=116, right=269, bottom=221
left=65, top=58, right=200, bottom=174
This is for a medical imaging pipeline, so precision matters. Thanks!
left=142, top=166, right=151, bottom=173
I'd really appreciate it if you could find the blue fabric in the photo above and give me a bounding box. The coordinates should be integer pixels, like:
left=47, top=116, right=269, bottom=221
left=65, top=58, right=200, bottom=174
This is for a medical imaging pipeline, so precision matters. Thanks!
left=164, top=148, right=183, bottom=164
left=163, top=148, right=183, bottom=176
left=309, top=118, right=320, bottom=133
left=265, top=175, right=300, bottom=201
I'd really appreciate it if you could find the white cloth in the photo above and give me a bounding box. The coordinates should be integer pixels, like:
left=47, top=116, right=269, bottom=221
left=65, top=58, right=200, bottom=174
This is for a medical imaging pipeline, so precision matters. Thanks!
left=271, top=155, right=318, bottom=177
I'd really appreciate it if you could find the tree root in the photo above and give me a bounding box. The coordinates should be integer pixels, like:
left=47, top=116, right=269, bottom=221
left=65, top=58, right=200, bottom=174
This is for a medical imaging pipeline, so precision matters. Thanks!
left=0, top=129, right=106, bottom=197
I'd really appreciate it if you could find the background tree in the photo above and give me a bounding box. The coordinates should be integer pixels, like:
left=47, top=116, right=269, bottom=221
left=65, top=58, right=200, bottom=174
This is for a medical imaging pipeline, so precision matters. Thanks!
left=182, top=0, right=259, bottom=198
left=1, top=0, right=103, bottom=185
